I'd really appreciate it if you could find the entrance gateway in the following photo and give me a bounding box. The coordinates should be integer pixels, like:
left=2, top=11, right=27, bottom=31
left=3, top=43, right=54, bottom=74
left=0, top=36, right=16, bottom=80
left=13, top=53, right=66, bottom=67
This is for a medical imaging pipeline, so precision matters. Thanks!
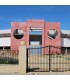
left=27, top=46, right=70, bottom=72
left=29, top=27, right=42, bottom=54
left=27, top=27, right=70, bottom=72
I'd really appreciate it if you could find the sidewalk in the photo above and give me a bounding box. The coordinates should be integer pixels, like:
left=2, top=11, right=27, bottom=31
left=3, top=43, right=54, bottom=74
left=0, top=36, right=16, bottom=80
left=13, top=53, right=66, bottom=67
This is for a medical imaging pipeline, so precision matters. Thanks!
left=26, top=71, right=70, bottom=75
left=0, top=71, right=70, bottom=75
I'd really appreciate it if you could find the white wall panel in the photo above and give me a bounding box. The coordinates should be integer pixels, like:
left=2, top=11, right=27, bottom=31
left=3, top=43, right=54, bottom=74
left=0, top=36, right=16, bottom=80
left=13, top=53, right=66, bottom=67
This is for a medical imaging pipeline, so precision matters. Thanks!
left=61, top=38, right=70, bottom=47
left=0, top=37, right=70, bottom=47
left=0, top=37, right=11, bottom=47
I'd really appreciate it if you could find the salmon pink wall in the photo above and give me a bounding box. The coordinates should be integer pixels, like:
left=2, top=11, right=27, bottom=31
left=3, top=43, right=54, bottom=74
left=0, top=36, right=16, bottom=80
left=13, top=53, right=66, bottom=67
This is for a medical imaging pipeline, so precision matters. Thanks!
left=11, top=22, right=27, bottom=52
left=11, top=20, right=61, bottom=54
left=44, top=22, right=61, bottom=54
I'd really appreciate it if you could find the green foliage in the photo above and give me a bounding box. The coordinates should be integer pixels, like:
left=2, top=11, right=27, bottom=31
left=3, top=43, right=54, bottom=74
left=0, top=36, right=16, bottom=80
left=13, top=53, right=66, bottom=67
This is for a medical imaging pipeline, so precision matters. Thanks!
left=0, top=57, right=18, bottom=64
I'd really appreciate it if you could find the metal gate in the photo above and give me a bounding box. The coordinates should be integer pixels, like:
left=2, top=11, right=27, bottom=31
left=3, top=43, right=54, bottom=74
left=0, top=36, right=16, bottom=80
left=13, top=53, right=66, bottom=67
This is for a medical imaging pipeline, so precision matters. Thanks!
left=27, top=46, right=70, bottom=72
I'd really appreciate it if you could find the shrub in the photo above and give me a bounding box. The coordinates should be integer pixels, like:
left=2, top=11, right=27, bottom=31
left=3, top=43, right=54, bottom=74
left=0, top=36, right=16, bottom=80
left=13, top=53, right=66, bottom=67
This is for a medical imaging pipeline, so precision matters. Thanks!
left=0, top=57, right=18, bottom=64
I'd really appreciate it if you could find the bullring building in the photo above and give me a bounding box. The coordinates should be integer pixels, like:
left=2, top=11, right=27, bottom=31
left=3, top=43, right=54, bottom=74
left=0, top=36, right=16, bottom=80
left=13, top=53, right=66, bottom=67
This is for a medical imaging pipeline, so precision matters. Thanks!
left=0, top=19, right=70, bottom=54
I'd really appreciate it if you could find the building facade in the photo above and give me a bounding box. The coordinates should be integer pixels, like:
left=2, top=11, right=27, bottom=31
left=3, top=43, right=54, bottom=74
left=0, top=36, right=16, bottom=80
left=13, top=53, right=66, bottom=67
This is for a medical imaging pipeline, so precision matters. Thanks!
left=11, top=20, right=61, bottom=54
left=0, top=19, right=70, bottom=54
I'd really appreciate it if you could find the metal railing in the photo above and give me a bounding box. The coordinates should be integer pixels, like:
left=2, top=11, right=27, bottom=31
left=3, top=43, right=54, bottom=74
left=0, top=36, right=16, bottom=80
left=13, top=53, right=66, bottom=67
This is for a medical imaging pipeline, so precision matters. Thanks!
left=27, top=46, right=70, bottom=72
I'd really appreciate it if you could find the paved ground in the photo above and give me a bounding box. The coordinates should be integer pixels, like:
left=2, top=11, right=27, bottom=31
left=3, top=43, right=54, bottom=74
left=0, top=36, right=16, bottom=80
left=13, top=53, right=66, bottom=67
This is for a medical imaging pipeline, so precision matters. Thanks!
left=26, top=71, right=70, bottom=75
left=1, top=71, right=70, bottom=75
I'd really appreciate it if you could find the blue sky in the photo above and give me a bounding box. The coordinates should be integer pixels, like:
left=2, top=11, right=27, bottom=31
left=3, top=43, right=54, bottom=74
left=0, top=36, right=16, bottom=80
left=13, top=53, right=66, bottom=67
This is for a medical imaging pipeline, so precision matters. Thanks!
left=0, top=5, right=70, bottom=30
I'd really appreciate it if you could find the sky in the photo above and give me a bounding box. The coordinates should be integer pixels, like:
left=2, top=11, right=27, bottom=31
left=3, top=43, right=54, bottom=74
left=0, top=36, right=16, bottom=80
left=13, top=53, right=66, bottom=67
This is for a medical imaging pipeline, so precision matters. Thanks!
left=0, top=5, right=70, bottom=30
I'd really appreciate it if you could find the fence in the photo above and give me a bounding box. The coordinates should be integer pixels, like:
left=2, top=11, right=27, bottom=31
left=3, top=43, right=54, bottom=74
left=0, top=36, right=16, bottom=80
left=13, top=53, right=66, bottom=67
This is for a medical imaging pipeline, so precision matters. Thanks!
left=0, top=45, right=70, bottom=74
left=0, top=45, right=26, bottom=74
left=27, top=46, right=70, bottom=72
left=0, top=49, right=19, bottom=64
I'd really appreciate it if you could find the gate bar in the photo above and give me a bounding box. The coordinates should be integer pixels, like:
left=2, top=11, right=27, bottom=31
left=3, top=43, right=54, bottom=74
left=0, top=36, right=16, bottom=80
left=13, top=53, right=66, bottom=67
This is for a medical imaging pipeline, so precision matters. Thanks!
left=26, top=48, right=28, bottom=72
left=49, top=45, right=51, bottom=71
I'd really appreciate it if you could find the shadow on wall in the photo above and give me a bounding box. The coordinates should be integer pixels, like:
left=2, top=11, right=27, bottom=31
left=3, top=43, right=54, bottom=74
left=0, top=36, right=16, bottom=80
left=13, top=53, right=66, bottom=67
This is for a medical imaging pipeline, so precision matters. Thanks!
left=61, top=38, right=64, bottom=47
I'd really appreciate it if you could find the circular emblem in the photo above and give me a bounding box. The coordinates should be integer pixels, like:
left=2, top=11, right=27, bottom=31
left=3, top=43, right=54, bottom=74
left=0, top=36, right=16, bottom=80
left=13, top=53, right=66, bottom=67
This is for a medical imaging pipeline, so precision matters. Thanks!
left=13, top=29, right=24, bottom=39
